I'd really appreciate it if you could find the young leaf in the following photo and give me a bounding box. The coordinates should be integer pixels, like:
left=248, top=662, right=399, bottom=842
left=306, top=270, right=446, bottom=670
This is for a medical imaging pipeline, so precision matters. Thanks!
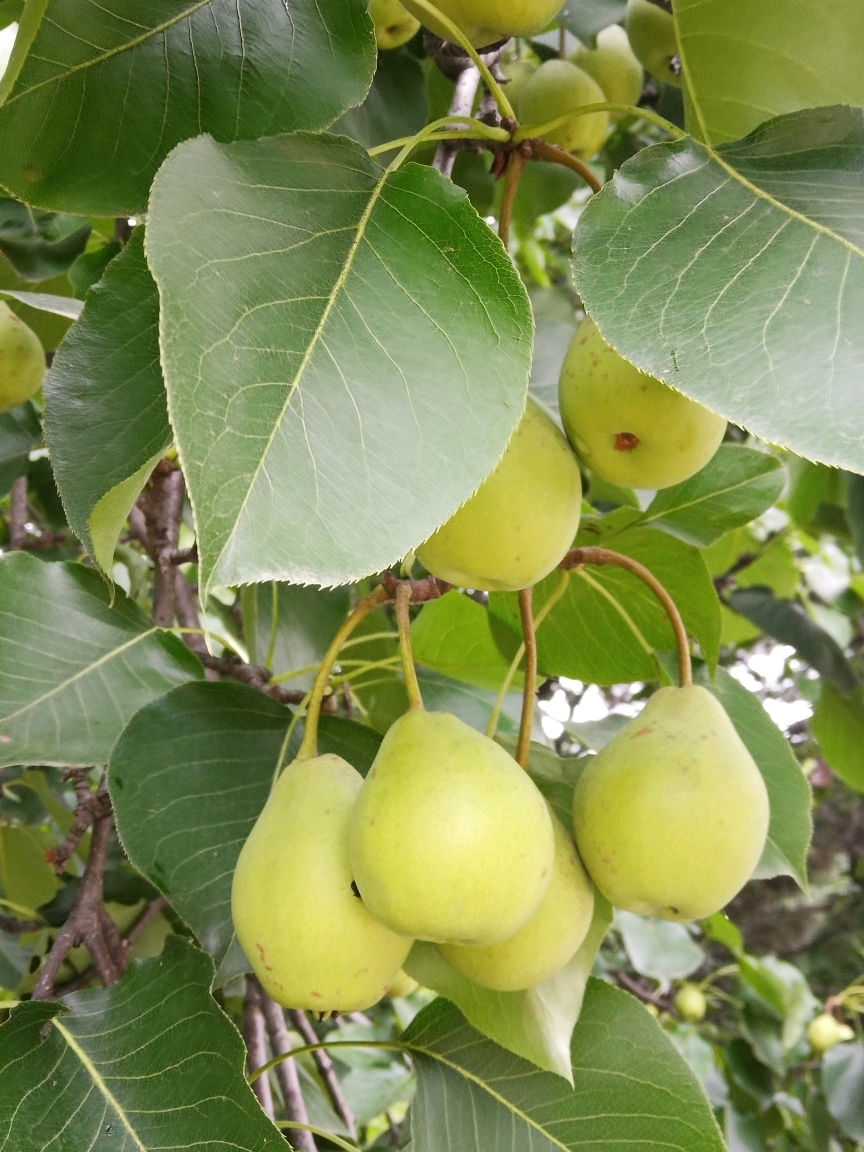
left=146, top=132, right=532, bottom=594
left=0, top=937, right=286, bottom=1151
left=0, top=0, right=376, bottom=215
left=44, top=229, right=171, bottom=572
left=0, top=553, right=202, bottom=768
left=574, top=106, right=864, bottom=473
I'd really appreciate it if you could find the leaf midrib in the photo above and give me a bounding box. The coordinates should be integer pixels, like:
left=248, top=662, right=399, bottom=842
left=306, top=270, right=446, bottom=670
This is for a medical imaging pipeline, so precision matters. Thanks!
left=640, top=465, right=781, bottom=525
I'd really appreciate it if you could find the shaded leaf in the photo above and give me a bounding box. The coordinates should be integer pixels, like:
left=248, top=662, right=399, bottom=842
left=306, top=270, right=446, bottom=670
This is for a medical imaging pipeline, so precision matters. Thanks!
left=146, top=132, right=532, bottom=593
left=412, top=590, right=521, bottom=692
left=737, top=954, right=817, bottom=1050
left=0, top=288, right=83, bottom=318
left=0, top=553, right=202, bottom=769
left=0, top=0, right=376, bottom=214
left=0, top=199, right=90, bottom=281
left=0, top=937, right=286, bottom=1150
left=242, top=582, right=351, bottom=692
left=641, top=446, right=785, bottom=548
left=811, top=681, right=864, bottom=792
left=573, top=106, right=864, bottom=473
left=45, top=229, right=171, bottom=572
left=846, top=472, right=864, bottom=568
left=0, top=824, right=57, bottom=911
left=616, top=911, right=704, bottom=985
left=823, top=1041, right=864, bottom=1141
left=0, top=400, right=40, bottom=497
left=0, top=258, right=76, bottom=349
left=334, top=47, right=428, bottom=149
left=557, top=0, right=628, bottom=43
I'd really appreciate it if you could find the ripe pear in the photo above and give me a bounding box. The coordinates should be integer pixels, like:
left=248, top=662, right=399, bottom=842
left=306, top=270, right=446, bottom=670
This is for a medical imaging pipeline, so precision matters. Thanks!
left=232, top=754, right=412, bottom=1012
left=808, top=1013, right=854, bottom=1054
left=573, top=685, right=770, bottom=922
left=0, top=302, right=46, bottom=414
left=518, top=60, right=610, bottom=159
left=370, top=0, right=420, bottom=49
left=438, top=812, right=594, bottom=990
left=675, top=983, right=707, bottom=1022
left=625, top=0, right=681, bottom=87
left=416, top=397, right=582, bottom=592
left=559, top=318, right=726, bottom=489
left=570, top=25, right=644, bottom=119
left=401, top=0, right=563, bottom=48
left=349, top=709, right=554, bottom=946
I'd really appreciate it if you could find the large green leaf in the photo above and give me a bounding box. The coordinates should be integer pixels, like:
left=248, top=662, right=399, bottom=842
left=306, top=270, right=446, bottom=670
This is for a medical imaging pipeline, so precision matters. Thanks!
left=110, top=680, right=381, bottom=974
left=0, top=400, right=40, bottom=497
left=676, top=0, right=864, bottom=145
left=0, top=553, right=202, bottom=769
left=412, top=590, right=521, bottom=692
left=146, top=132, right=533, bottom=593
left=45, top=229, right=171, bottom=572
left=0, top=937, right=285, bottom=1151
left=403, top=980, right=726, bottom=1151
left=811, top=682, right=864, bottom=793
left=0, top=0, right=375, bottom=215
left=573, top=106, right=864, bottom=473
left=640, top=446, right=786, bottom=548
left=694, top=665, right=811, bottom=889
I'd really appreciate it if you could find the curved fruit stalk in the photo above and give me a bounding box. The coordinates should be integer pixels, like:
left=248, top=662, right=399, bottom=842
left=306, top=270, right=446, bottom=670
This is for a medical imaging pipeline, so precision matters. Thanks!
left=370, top=0, right=421, bottom=49
left=518, top=60, right=610, bottom=159
left=401, top=0, right=563, bottom=48
left=0, top=302, right=46, bottom=414
left=570, top=24, right=644, bottom=119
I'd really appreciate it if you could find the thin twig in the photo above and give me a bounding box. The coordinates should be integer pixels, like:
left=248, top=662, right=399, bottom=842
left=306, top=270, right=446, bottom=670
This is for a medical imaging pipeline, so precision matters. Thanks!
left=617, top=970, right=672, bottom=1011
left=258, top=991, right=316, bottom=1150
left=9, top=475, right=28, bottom=550
left=498, top=150, right=528, bottom=250
left=529, top=139, right=603, bottom=193
left=244, top=978, right=275, bottom=1120
left=290, top=1011, right=358, bottom=1141
left=46, top=896, right=169, bottom=995
left=45, top=769, right=110, bottom=874
left=0, top=913, right=42, bottom=934
left=516, top=587, right=537, bottom=770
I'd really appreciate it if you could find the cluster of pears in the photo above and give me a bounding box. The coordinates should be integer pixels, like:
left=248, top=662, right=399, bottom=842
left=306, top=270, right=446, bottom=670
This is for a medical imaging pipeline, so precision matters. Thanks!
left=0, top=302, right=46, bottom=414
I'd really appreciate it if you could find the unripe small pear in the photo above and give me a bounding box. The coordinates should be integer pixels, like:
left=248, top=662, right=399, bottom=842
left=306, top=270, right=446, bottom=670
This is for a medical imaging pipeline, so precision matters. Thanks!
left=438, top=813, right=594, bottom=990
left=417, top=397, right=582, bottom=592
left=501, top=57, right=538, bottom=111
left=518, top=60, right=610, bottom=159
left=675, top=983, right=707, bottom=1023
left=401, top=0, right=563, bottom=48
left=387, top=970, right=419, bottom=998
left=808, top=1013, right=854, bottom=1054
left=625, top=0, right=681, bottom=87
left=370, top=0, right=420, bottom=49
left=349, top=709, right=555, bottom=946
left=570, top=24, right=644, bottom=119
left=0, top=302, right=46, bottom=414
left=559, top=318, right=726, bottom=490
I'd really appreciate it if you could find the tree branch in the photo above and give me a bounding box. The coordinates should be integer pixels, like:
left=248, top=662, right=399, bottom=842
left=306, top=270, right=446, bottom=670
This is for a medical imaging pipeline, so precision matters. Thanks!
left=45, top=769, right=111, bottom=874
left=257, top=990, right=316, bottom=1150
left=9, top=475, right=28, bottom=550
left=289, top=1010, right=358, bottom=1141
left=244, top=978, right=275, bottom=1120
left=137, top=462, right=185, bottom=627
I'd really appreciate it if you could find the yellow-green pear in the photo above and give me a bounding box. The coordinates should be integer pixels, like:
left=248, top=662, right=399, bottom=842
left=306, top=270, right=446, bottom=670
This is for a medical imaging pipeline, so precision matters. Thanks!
left=387, top=969, right=419, bottom=998
left=808, top=1013, right=854, bottom=1054
left=573, top=686, right=770, bottom=922
left=625, top=0, right=681, bottom=87
left=675, top=983, right=707, bottom=1022
left=501, top=57, right=539, bottom=110
left=518, top=60, right=610, bottom=159
left=438, top=813, right=594, bottom=990
left=559, top=318, right=726, bottom=489
left=349, top=710, right=554, bottom=946
left=401, top=0, right=562, bottom=48
left=416, top=397, right=582, bottom=592
left=0, top=302, right=46, bottom=414
left=370, top=0, right=420, bottom=49
left=232, top=754, right=412, bottom=1011
left=570, top=24, right=644, bottom=119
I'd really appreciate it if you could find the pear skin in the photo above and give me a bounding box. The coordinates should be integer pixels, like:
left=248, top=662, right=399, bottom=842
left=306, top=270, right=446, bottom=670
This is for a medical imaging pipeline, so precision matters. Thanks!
left=349, top=710, right=554, bottom=946
left=401, top=0, right=563, bottom=48
left=573, top=685, right=769, bottom=921
left=416, top=397, right=582, bottom=592
left=625, top=0, right=682, bottom=87
left=0, top=302, right=46, bottom=414
left=370, top=0, right=420, bottom=49
left=232, top=754, right=412, bottom=1011
left=570, top=25, right=644, bottom=118
left=438, top=812, right=594, bottom=990
left=559, top=318, right=726, bottom=490
left=518, top=60, right=610, bottom=158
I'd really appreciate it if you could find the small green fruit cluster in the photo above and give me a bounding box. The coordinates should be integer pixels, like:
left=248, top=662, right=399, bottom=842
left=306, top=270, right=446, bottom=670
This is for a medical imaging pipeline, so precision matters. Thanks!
left=0, top=302, right=46, bottom=414
left=370, top=0, right=420, bottom=50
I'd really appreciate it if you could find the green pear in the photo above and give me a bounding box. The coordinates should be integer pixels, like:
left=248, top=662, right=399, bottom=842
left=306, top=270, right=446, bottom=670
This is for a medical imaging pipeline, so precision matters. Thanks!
left=438, top=812, right=594, bottom=990
left=625, top=0, right=681, bottom=87
left=349, top=709, right=555, bottom=946
left=558, top=318, right=726, bottom=490
left=501, top=57, right=539, bottom=110
left=370, top=0, right=420, bottom=49
left=401, top=0, right=563, bottom=48
left=0, top=303, right=46, bottom=414
left=518, top=60, right=610, bottom=159
left=232, top=754, right=412, bottom=1011
left=674, top=983, right=707, bottom=1022
left=416, top=397, right=582, bottom=592
left=387, top=969, right=419, bottom=998
left=570, top=24, right=644, bottom=119
left=573, top=685, right=770, bottom=922
left=808, top=1013, right=854, bottom=1054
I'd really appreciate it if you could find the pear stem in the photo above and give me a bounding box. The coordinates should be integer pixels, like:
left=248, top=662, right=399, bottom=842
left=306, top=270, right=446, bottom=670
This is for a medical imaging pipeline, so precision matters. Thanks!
left=527, top=140, right=603, bottom=194
left=516, top=586, right=537, bottom=770
left=395, top=581, right=425, bottom=711
left=561, top=547, right=693, bottom=688
left=498, top=150, right=528, bottom=250
left=295, top=586, right=390, bottom=761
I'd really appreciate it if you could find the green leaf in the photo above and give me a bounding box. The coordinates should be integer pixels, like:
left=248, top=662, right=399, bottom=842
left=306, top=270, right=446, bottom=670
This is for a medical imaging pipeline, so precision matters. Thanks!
left=823, top=1041, right=864, bottom=1141
left=0, top=258, right=75, bottom=349
left=735, top=539, right=799, bottom=601
left=847, top=472, right=864, bottom=568
left=146, top=132, right=532, bottom=593
left=403, top=979, right=726, bottom=1151
left=0, top=823, right=57, bottom=911
left=676, top=0, right=864, bottom=145
left=242, top=582, right=351, bottom=692
left=0, top=937, right=286, bottom=1150
left=615, top=911, right=705, bottom=984
left=557, top=0, right=627, bottom=43
left=0, top=198, right=89, bottom=281
left=0, top=553, right=202, bottom=769
left=640, top=446, right=786, bottom=548
left=334, top=47, right=428, bottom=149
left=405, top=895, right=612, bottom=1081
left=0, top=0, right=376, bottom=215
left=110, top=680, right=381, bottom=973
left=0, top=401, right=40, bottom=497
left=694, top=665, right=811, bottom=889
left=412, top=591, right=521, bottom=692
left=45, top=229, right=171, bottom=572
left=573, top=106, right=864, bottom=473
left=788, top=458, right=847, bottom=530
left=811, top=681, right=864, bottom=792
left=0, top=287, right=83, bottom=318
left=728, top=587, right=858, bottom=694
left=737, top=954, right=817, bottom=1050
